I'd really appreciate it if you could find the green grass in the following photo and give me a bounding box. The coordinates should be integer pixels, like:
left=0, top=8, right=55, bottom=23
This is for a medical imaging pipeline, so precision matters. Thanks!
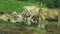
left=48, top=21, right=58, bottom=26
left=0, top=0, right=39, bottom=13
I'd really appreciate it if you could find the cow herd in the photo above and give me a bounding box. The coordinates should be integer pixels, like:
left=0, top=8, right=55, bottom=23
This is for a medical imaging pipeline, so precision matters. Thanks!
left=0, top=6, right=59, bottom=29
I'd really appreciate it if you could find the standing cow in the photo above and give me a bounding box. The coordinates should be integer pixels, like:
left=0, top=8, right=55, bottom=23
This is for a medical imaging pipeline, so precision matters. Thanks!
left=21, top=6, right=59, bottom=29
left=21, top=6, right=46, bottom=28
left=38, top=8, right=59, bottom=28
left=21, top=6, right=48, bottom=28
left=31, top=8, right=59, bottom=29
left=39, top=8, right=58, bottom=21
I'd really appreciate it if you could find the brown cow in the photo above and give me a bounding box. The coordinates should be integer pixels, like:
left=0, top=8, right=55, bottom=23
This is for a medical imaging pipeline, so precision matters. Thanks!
left=38, top=8, right=59, bottom=28
left=38, top=8, right=58, bottom=21
left=29, top=8, right=59, bottom=29
left=21, top=6, right=59, bottom=28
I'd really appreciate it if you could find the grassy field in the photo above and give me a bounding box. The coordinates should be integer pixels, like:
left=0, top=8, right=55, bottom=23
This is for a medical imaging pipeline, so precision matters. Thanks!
left=0, top=0, right=39, bottom=13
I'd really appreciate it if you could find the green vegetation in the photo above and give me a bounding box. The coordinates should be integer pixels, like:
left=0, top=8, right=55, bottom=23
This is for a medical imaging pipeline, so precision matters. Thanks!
left=29, top=0, right=60, bottom=8
left=0, top=0, right=39, bottom=13
left=48, top=21, right=58, bottom=26
left=0, top=0, right=59, bottom=13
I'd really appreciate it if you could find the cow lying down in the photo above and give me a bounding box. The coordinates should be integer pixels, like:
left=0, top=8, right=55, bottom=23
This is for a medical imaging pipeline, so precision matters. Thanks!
left=9, top=11, right=32, bottom=25
left=0, top=11, right=32, bottom=25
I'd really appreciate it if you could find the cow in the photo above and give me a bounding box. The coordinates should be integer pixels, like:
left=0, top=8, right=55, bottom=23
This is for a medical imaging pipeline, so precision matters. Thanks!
left=21, top=6, right=40, bottom=25
left=21, top=6, right=59, bottom=29
left=8, top=11, right=31, bottom=25
left=9, top=11, right=30, bottom=25
left=21, top=6, right=48, bottom=28
left=39, top=8, right=58, bottom=21
left=10, top=14, right=23, bottom=23
left=9, top=11, right=22, bottom=23
left=31, top=8, right=59, bottom=29
left=38, top=8, right=59, bottom=28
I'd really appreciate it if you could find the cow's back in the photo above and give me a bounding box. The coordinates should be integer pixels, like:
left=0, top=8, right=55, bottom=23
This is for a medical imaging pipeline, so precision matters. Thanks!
left=22, top=6, right=39, bottom=17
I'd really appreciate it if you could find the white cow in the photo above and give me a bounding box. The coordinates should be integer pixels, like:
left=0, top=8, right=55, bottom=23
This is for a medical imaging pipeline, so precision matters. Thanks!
left=10, top=11, right=23, bottom=23
left=10, top=11, right=31, bottom=25
left=10, top=11, right=17, bottom=23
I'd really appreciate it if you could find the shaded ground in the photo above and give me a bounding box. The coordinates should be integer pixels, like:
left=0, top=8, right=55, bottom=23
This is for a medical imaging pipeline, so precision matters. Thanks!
left=45, top=21, right=60, bottom=34
left=0, top=20, right=59, bottom=34
left=45, top=25, right=60, bottom=34
left=0, top=20, right=40, bottom=34
left=0, top=23, right=38, bottom=34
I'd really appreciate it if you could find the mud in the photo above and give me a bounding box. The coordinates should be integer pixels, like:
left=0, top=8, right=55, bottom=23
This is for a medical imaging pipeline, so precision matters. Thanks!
left=45, top=25, right=60, bottom=34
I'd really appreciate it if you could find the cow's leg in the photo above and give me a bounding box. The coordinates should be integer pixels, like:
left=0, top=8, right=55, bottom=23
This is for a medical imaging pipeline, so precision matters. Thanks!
left=24, top=17, right=31, bottom=25
left=26, top=17, right=31, bottom=25
left=41, top=19, right=45, bottom=29
left=39, top=14, right=47, bottom=29
left=38, top=17, right=41, bottom=28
